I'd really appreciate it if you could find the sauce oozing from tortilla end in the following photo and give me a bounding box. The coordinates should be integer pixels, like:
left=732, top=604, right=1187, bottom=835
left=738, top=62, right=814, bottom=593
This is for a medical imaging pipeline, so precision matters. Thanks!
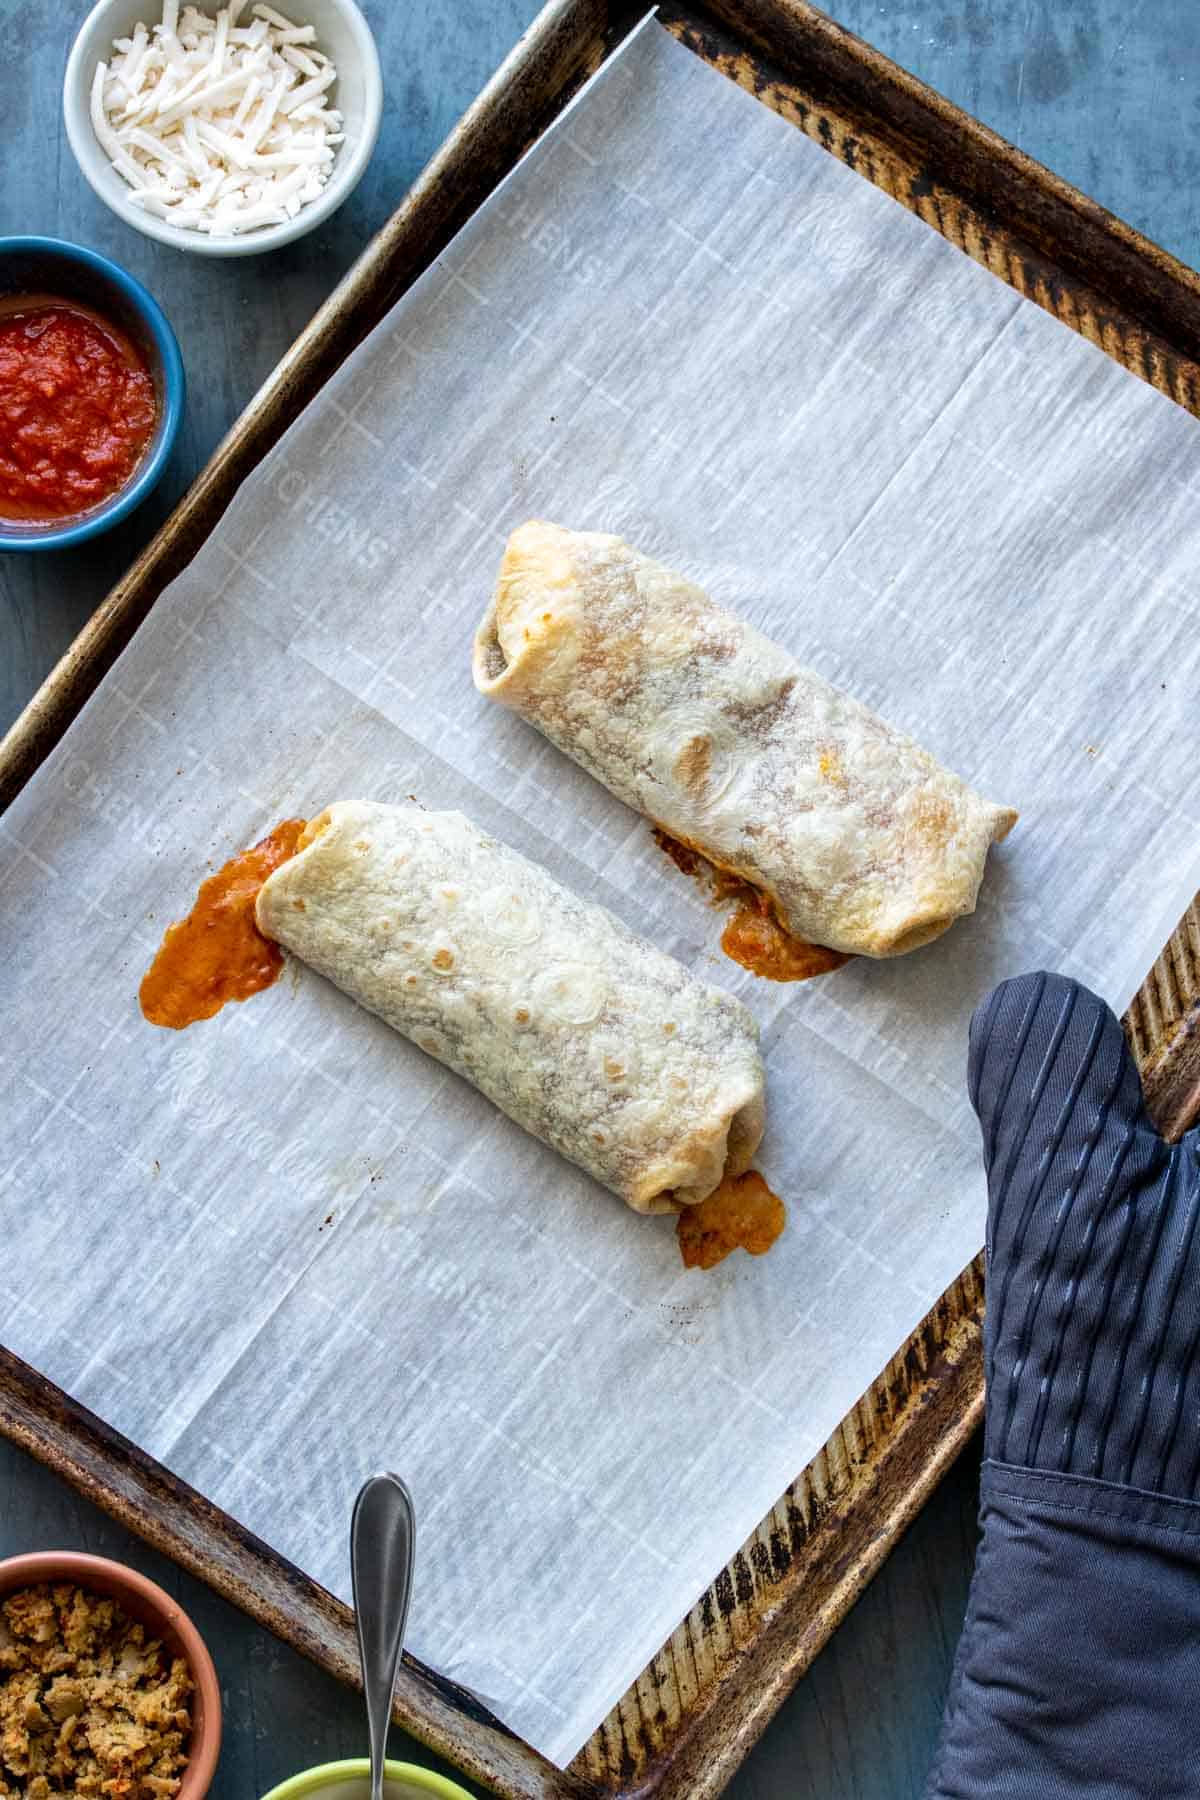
left=720, top=903, right=851, bottom=981
left=652, top=828, right=851, bottom=983
left=139, top=819, right=307, bottom=1029
left=677, top=1170, right=786, bottom=1270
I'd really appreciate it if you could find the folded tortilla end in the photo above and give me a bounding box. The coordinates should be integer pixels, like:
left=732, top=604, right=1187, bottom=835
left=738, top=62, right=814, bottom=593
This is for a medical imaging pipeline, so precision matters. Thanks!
left=474, top=519, right=598, bottom=698
left=297, top=809, right=333, bottom=852
left=864, top=806, right=1016, bottom=955
left=869, top=911, right=959, bottom=957
left=256, top=807, right=337, bottom=938
left=627, top=1080, right=767, bottom=1213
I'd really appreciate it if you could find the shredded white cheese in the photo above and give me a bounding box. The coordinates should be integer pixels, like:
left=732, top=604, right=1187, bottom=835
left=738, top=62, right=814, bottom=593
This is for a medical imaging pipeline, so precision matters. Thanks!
left=93, top=2, right=344, bottom=237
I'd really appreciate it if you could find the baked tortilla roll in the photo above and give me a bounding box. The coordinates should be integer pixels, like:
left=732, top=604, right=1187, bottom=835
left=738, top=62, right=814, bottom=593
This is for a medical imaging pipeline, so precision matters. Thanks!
left=473, top=522, right=1018, bottom=959
left=256, top=801, right=765, bottom=1214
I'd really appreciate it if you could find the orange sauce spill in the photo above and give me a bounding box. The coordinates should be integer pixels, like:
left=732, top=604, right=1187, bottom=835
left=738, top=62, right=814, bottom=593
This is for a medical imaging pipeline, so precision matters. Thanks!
left=677, top=1170, right=786, bottom=1271
left=139, top=820, right=306, bottom=1029
left=652, top=828, right=851, bottom=984
left=720, top=904, right=851, bottom=982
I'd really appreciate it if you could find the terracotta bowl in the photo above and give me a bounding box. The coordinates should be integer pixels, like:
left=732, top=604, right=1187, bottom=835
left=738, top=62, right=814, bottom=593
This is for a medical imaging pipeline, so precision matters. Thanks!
left=0, top=1550, right=221, bottom=1800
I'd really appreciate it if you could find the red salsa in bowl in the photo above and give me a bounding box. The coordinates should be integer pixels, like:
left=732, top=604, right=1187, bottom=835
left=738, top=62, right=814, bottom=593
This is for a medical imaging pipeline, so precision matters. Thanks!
left=0, top=293, right=158, bottom=525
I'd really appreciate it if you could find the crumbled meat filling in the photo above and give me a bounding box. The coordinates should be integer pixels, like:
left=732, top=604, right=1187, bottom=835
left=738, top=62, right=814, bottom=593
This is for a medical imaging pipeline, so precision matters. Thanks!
left=652, top=828, right=851, bottom=983
left=0, top=1585, right=193, bottom=1800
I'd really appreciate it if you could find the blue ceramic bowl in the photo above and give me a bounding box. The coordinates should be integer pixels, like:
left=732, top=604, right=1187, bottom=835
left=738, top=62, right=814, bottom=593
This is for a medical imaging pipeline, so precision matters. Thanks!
left=0, top=237, right=184, bottom=552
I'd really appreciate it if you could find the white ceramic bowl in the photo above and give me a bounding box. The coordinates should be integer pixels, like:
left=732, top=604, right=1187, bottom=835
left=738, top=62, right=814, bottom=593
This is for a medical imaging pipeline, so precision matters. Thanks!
left=63, top=0, right=382, bottom=256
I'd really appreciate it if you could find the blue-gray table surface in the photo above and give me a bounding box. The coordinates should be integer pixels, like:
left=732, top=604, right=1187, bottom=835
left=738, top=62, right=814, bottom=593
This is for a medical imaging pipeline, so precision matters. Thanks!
left=2, top=3, right=1196, bottom=1795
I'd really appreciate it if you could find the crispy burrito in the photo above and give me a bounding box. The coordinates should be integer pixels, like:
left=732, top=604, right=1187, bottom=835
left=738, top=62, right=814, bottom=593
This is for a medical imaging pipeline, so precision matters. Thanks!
left=256, top=801, right=765, bottom=1214
left=473, top=522, right=1018, bottom=958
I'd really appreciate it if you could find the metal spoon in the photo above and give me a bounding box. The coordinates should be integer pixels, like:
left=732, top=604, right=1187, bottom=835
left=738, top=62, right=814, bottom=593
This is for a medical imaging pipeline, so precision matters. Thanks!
left=351, top=1472, right=417, bottom=1800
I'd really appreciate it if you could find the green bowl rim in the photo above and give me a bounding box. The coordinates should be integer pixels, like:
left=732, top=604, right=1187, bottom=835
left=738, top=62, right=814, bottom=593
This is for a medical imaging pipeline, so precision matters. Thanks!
left=259, top=1758, right=475, bottom=1800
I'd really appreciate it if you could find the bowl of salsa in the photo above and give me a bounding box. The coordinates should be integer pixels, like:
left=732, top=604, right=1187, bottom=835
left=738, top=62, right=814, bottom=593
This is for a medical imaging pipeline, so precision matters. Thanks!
left=0, top=236, right=184, bottom=551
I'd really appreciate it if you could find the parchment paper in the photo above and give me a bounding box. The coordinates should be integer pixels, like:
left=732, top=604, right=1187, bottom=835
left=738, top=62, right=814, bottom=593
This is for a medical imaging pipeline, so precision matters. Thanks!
left=5, top=17, right=1200, bottom=1766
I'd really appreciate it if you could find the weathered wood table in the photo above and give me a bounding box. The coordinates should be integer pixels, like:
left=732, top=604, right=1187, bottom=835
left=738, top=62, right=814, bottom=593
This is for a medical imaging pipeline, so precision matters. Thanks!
left=3, top=3, right=1196, bottom=1794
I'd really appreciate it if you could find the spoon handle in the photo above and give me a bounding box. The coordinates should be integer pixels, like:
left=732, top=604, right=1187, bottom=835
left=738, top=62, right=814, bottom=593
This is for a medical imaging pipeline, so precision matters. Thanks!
left=351, top=1472, right=417, bottom=1800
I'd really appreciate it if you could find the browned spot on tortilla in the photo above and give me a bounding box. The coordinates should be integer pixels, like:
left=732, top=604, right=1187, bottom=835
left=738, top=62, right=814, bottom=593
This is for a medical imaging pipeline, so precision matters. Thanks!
left=909, top=788, right=955, bottom=851
left=432, top=947, right=454, bottom=971
left=724, top=674, right=797, bottom=734
left=652, top=827, right=851, bottom=984
left=705, top=637, right=737, bottom=661
left=677, top=1170, right=786, bottom=1270
left=674, top=733, right=712, bottom=795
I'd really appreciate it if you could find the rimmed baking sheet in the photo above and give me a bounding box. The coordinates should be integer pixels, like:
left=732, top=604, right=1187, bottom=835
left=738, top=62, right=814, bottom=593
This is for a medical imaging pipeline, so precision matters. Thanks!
left=5, top=5, right=1200, bottom=1797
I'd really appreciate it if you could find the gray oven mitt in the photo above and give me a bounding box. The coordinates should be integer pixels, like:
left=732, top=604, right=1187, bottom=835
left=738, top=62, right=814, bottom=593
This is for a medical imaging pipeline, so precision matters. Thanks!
left=926, top=971, right=1200, bottom=1800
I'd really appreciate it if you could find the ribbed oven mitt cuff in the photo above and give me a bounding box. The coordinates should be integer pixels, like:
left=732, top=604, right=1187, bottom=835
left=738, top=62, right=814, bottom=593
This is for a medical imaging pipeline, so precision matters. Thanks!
left=926, top=972, right=1200, bottom=1800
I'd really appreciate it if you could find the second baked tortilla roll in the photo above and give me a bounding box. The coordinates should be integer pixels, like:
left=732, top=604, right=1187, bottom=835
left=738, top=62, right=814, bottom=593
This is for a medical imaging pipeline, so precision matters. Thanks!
left=474, top=522, right=1018, bottom=959
left=256, top=801, right=765, bottom=1214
